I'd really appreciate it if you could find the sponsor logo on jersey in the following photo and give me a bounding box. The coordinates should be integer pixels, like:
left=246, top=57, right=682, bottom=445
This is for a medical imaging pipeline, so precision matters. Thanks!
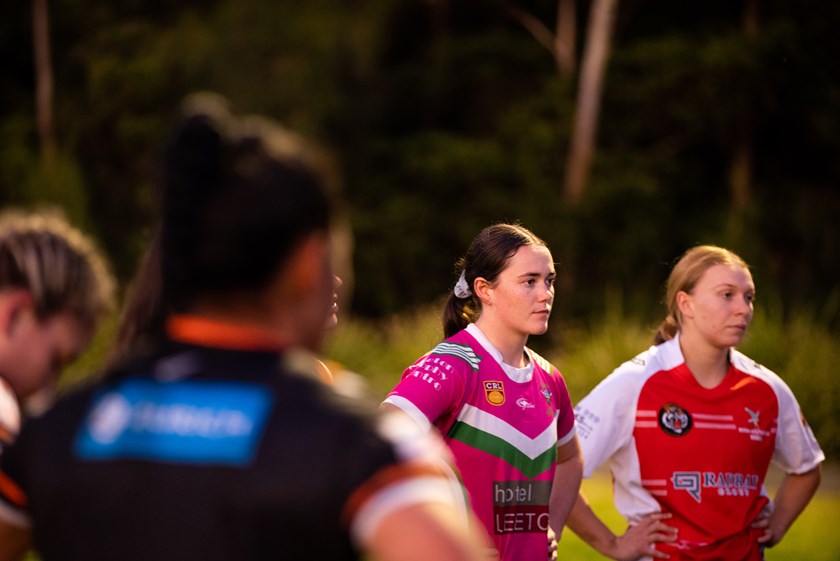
left=75, top=378, right=272, bottom=466
left=738, top=406, right=772, bottom=442
left=659, top=403, right=692, bottom=436
left=539, top=383, right=555, bottom=417
left=516, top=397, right=535, bottom=410
left=573, top=406, right=600, bottom=440
left=493, top=480, right=551, bottom=534
left=745, top=407, right=760, bottom=428
left=484, top=381, right=505, bottom=405
left=672, top=471, right=759, bottom=503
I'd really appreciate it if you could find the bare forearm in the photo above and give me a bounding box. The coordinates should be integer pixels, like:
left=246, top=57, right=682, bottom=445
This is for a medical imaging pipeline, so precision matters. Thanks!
left=566, top=492, right=618, bottom=557
left=549, top=437, right=583, bottom=536
left=767, top=465, right=821, bottom=546
left=549, top=455, right=583, bottom=534
left=567, top=492, right=677, bottom=561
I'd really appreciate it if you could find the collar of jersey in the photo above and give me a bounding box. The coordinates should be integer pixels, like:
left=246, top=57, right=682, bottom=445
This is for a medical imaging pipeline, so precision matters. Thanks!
left=465, top=323, right=534, bottom=383
left=166, top=314, right=287, bottom=353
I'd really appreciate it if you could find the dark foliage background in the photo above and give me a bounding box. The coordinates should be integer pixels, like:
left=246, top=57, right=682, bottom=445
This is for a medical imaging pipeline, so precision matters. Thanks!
left=2, top=0, right=838, bottom=332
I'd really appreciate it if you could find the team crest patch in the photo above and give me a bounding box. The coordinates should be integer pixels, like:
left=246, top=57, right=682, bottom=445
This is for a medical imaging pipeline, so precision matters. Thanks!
left=484, top=381, right=505, bottom=406
left=659, top=403, right=692, bottom=436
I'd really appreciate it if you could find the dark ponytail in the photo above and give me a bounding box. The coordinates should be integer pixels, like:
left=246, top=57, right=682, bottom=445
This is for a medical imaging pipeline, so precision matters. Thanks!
left=159, top=94, right=332, bottom=310
left=442, top=223, right=547, bottom=338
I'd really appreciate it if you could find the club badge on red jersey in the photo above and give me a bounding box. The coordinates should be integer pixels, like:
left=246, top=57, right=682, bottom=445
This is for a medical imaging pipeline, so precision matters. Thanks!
left=659, top=403, right=692, bottom=436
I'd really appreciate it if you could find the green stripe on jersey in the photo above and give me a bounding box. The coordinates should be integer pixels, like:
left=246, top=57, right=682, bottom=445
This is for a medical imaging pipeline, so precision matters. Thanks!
left=430, top=342, right=482, bottom=371
left=447, top=421, right=556, bottom=478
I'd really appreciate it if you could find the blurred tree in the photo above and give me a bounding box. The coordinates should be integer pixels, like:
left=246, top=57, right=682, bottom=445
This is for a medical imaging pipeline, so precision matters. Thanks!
left=491, top=0, right=577, bottom=75
left=32, top=0, right=56, bottom=163
left=564, top=0, right=618, bottom=204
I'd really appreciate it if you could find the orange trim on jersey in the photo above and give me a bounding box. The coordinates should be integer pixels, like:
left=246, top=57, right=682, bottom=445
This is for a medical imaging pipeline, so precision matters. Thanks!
left=0, top=472, right=27, bottom=508
left=166, top=315, right=287, bottom=352
left=342, top=462, right=448, bottom=526
left=0, top=425, right=15, bottom=445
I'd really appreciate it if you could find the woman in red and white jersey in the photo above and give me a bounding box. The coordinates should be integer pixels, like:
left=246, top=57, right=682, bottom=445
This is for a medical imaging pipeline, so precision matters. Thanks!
left=568, top=245, right=824, bottom=561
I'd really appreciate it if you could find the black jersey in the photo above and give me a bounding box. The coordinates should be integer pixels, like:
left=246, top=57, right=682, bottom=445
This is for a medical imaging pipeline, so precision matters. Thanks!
left=0, top=316, right=454, bottom=561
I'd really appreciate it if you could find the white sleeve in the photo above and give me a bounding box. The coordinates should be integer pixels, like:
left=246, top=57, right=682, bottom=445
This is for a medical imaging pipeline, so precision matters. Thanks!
left=348, top=411, right=470, bottom=547
left=574, top=354, right=648, bottom=479
left=768, top=374, right=825, bottom=474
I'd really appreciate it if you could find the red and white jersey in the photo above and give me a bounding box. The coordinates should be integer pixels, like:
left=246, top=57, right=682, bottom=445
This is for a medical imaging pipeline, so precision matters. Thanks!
left=574, top=334, right=824, bottom=561
left=384, top=324, right=576, bottom=561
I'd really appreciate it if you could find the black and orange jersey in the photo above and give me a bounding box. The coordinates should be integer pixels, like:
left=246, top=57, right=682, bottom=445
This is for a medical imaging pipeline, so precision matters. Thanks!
left=0, top=315, right=464, bottom=561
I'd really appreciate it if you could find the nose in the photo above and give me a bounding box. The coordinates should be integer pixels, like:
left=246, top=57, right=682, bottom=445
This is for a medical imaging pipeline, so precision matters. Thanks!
left=540, top=282, right=554, bottom=303
left=736, top=295, right=753, bottom=316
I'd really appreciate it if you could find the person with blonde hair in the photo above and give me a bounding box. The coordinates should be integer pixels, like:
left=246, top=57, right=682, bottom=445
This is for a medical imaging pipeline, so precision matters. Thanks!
left=568, top=245, right=823, bottom=560
left=0, top=209, right=114, bottom=449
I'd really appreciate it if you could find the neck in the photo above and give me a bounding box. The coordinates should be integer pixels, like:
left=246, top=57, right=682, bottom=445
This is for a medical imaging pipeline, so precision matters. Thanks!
left=187, top=299, right=301, bottom=349
left=473, top=318, right=528, bottom=367
left=678, top=331, right=730, bottom=389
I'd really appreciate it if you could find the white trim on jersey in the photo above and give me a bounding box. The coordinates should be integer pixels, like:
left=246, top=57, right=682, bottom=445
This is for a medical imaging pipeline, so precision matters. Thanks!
left=349, top=476, right=468, bottom=549
left=0, top=497, right=30, bottom=529
left=382, top=395, right=432, bottom=433
left=457, top=404, right=559, bottom=460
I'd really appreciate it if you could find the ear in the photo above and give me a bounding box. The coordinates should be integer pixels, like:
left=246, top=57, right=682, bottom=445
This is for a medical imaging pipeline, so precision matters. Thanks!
left=285, top=234, right=330, bottom=299
left=0, top=290, right=35, bottom=336
left=675, top=290, right=693, bottom=320
left=472, top=277, right=493, bottom=306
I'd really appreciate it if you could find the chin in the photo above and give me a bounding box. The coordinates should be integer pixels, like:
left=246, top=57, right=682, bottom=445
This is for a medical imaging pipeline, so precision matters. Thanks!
left=530, top=323, right=550, bottom=335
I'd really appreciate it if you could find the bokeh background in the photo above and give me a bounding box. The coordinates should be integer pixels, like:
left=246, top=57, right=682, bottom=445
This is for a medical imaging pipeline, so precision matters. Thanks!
left=3, top=1, right=840, bottom=558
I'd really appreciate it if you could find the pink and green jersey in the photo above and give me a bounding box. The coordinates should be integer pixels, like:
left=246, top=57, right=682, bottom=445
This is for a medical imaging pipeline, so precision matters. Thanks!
left=384, top=324, right=576, bottom=561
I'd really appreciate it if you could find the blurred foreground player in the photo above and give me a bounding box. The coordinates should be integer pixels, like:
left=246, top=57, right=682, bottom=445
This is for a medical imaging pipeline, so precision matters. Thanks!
left=0, top=95, right=490, bottom=561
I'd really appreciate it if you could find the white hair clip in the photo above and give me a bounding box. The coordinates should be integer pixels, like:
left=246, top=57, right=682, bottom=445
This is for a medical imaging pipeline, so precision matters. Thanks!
left=453, top=271, right=472, bottom=299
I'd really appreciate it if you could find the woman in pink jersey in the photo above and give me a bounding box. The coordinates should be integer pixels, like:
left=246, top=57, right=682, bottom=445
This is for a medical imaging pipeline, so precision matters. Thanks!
left=568, top=245, right=824, bottom=561
left=383, top=223, right=583, bottom=561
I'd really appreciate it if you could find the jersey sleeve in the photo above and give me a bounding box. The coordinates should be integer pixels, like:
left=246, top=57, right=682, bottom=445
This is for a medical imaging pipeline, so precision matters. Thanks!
left=574, top=354, right=647, bottom=478
left=0, top=420, right=33, bottom=528
left=767, top=373, right=824, bottom=474
left=0, top=380, right=21, bottom=453
left=344, top=411, right=470, bottom=547
left=551, top=368, right=577, bottom=447
left=382, top=352, right=464, bottom=433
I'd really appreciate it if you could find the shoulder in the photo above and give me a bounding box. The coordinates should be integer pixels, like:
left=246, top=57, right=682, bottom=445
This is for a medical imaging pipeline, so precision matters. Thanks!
left=600, top=344, right=664, bottom=388
left=526, top=348, right=569, bottom=389
left=576, top=342, right=675, bottom=413
left=0, top=378, right=21, bottom=446
left=526, top=347, right=557, bottom=375
left=729, top=348, right=794, bottom=399
left=421, top=332, right=483, bottom=373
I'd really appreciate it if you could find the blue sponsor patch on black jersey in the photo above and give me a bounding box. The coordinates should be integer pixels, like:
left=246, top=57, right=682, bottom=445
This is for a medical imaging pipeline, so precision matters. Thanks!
left=74, top=378, right=273, bottom=466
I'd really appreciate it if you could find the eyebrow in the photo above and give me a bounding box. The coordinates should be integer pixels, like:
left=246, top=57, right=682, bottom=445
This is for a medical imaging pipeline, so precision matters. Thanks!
left=714, top=283, right=755, bottom=291
left=519, top=271, right=556, bottom=279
